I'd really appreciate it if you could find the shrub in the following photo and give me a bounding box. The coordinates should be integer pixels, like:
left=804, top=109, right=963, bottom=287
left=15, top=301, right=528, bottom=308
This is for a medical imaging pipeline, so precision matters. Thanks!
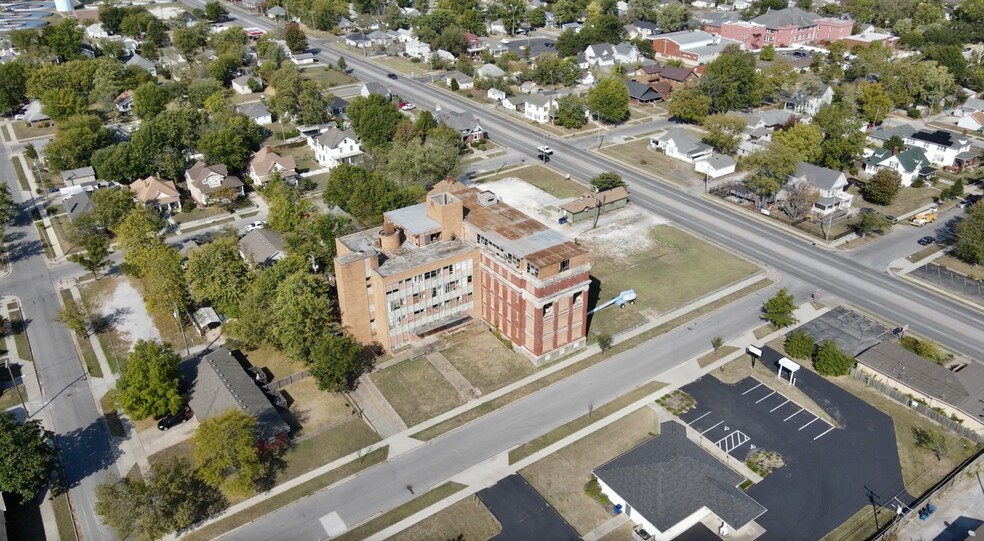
left=907, top=108, right=921, bottom=118
left=784, top=329, right=814, bottom=359
left=597, top=333, right=614, bottom=351
left=585, top=476, right=612, bottom=505
left=812, top=339, right=853, bottom=376
left=900, top=336, right=947, bottom=365
left=911, top=178, right=925, bottom=188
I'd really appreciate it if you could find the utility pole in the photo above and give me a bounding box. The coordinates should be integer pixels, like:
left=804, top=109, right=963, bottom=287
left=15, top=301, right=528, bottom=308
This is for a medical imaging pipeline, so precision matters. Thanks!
left=173, top=303, right=190, bottom=357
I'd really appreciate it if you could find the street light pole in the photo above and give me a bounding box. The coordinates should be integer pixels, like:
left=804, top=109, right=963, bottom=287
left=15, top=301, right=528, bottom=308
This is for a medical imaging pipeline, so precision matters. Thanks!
left=4, top=360, right=27, bottom=415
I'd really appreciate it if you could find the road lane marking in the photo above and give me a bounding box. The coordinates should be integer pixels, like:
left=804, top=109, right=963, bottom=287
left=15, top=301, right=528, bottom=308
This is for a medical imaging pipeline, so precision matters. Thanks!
left=755, top=390, right=776, bottom=403
left=701, top=421, right=723, bottom=435
left=799, top=417, right=819, bottom=430
left=688, top=411, right=711, bottom=425
left=770, top=399, right=789, bottom=412
left=814, top=426, right=835, bottom=440
left=784, top=408, right=804, bottom=421
left=742, top=382, right=763, bottom=395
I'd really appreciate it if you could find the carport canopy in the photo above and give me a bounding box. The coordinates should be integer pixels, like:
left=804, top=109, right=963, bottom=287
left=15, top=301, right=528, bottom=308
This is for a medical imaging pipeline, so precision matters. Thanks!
left=777, top=357, right=800, bottom=384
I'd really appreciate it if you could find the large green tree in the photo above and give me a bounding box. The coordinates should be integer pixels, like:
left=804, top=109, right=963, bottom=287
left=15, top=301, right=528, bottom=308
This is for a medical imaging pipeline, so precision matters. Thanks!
left=740, top=141, right=799, bottom=197
left=955, top=203, right=984, bottom=265
left=91, top=188, right=138, bottom=233
left=186, top=235, right=251, bottom=317
left=701, top=113, right=746, bottom=156
left=771, top=123, right=823, bottom=164
left=346, top=94, right=403, bottom=149
left=667, top=87, right=711, bottom=123
left=813, top=103, right=866, bottom=170
left=698, top=45, right=758, bottom=112
left=554, top=94, right=588, bottom=129
left=265, top=177, right=314, bottom=234
left=44, top=115, right=115, bottom=172
left=0, top=413, right=56, bottom=502
left=0, top=62, right=27, bottom=116
left=115, top=340, right=183, bottom=420
left=762, top=287, right=797, bottom=328
left=307, top=334, right=366, bottom=392
left=588, top=77, right=629, bottom=124
left=323, top=164, right=424, bottom=225
left=69, top=234, right=112, bottom=280
left=274, top=272, right=338, bottom=360
left=590, top=172, right=626, bottom=191
left=862, top=168, right=902, bottom=205
left=283, top=22, right=308, bottom=52
left=856, top=81, right=893, bottom=125
left=194, top=410, right=264, bottom=497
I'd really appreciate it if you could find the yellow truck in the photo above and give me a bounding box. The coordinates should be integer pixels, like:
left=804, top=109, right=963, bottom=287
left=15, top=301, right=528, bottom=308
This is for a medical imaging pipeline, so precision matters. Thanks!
left=910, top=207, right=939, bottom=227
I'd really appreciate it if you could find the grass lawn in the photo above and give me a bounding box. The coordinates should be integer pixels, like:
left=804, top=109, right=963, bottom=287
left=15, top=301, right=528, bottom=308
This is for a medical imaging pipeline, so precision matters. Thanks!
left=274, top=144, right=318, bottom=173
left=10, top=157, right=30, bottom=191
left=276, top=415, right=381, bottom=482
left=12, top=122, right=56, bottom=141
left=848, top=185, right=940, bottom=219
left=244, top=345, right=303, bottom=381
left=51, top=492, right=77, bottom=541
left=7, top=304, right=33, bottom=362
left=482, top=164, right=585, bottom=199
left=34, top=222, right=54, bottom=259
left=831, top=375, right=977, bottom=495
left=0, top=383, right=27, bottom=411
left=280, top=379, right=358, bottom=433
left=305, top=172, right=331, bottom=192
left=442, top=328, right=536, bottom=394
left=171, top=206, right=227, bottom=224
left=183, top=447, right=389, bottom=541
left=147, top=438, right=196, bottom=466
left=299, top=66, right=357, bottom=87
left=0, top=124, right=10, bottom=142
left=99, top=393, right=126, bottom=437
left=585, top=225, right=759, bottom=340
left=333, top=482, right=467, bottom=541
left=599, top=139, right=699, bottom=187
left=697, top=345, right=739, bottom=369
left=907, top=244, right=943, bottom=263
left=935, top=254, right=982, bottom=279
left=59, top=289, right=101, bottom=378
left=753, top=323, right=777, bottom=339
left=509, top=380, right=666, bottom=464
left=820, top=503, right=895, bottom=541
left=598, top=522, right=638, bottom=541
left=520, top=408, right=660, bottom=535
left=51, top=215, right=76, bottom=254
left=385, top=496, right=501, bottom=541
left=375, top=56, right=430, bottom=75
left=370, top=358, right=465, bottom=427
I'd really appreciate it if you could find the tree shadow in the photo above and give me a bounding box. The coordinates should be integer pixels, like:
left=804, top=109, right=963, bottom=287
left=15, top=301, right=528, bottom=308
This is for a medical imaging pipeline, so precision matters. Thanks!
left=5, top=237, right=44, bottom=263
left=92, top=306, right=132, bottom=333
left=3, top=230, right=26, bottom=243
left=344, top=346, right=379, bottom=391
left=54, top=419, right=125, bottom=490
left=932, top=517, right=984, bottom=541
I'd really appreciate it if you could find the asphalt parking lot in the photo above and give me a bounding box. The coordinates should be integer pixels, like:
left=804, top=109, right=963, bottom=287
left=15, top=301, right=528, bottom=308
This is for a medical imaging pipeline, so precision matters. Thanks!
left=479, top=474, right=580, bottom=541
left=679, top=354, right=909, bottom=541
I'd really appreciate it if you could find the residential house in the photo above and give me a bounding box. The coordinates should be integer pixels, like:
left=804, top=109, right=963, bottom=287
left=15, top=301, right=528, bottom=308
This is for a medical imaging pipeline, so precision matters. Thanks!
left=624, top=20, right=658, bottom=39
left=291, top=53, right=316, bottom=65
left=329, top=96, right=349, bottom=116
left=231, top=75, right=261, bottom=95
left=361, top=82, right=391, bottom=100
left=650, top=30, right=741, bottom=66
left=559, top=187, right=630, bottom=223
left=238, top=229, right=287, bottom=267
left=125, top=53, right=157, bottom=76
left=435, top=109, right=486, bottom=142
left=524, top=94, right=553, bottom=123
left=580, top=70, right=596, bottom=86
left=266, top=5, right=287, bottom=18
left=695, top=154, right=737, bottom=178
left=404, top=39, right=432, bottom=59
left=954, top=97, right=984, bottom=117
left=475, top=63, right=506, bottom=80
left=520, top=81, right=539, bottom=94
left=613, top=42, right=642, bottom=64
left=435, top=49, right=456, bottom=63
left=61, top=166, right=97, bottom=186
left=23, top=100, right=50, bottom=127
left=561, top=22, right=582, bottom=33
left=367, top=30, right=392, bottom=46
left=115, top=90, right=134, bottom=113
left=185, top=161, right=245, bottom=206
left=159, top=50, right=188, bottom=69
left=308, top=127, right=363, bottom=169
left=394, top=28, right=414, bottom=43
left=345, top=32, right=373, bottom=48
left=652, top=81, right=673, bottom=99
left=85, top=23, right=109, bottom=40
left=634, top=63, right=663, bottom=83
left=781, top=84, right=834, bottom=116
left=788, top=162, right=853, bottom=215
left=543, top=11, right=555, bottom=27
left=956, top=111, right=984, bottom=132
left=867, top=123, right=916, bottom=146
left=904, top=129, right=973, bottom=169
left=64, top=191, right=93, bottom=223
left=657, top=65, right=699, bottom=89
left=626, top=80, right=661, bottom=104
left=248, top=147, right=298, bottom=186
left=594, top=422, right=767, bottom=541
left=465, top=33, right=484, bottom=56
left=713, top=7, right=853, bottom=49
left=237, top=102, right=273, bottom=125
left=485, top=40, right=509, bottom=58
left=445, top=71, right=474, bottom=89
left=488, top=87, right=507, bottom=101
left=584, top=43, right=616, bottom=67
left=840, top=29, right=900, bottom=49
left=487, top=19, right=507, bottom=34
left=187, top=347, right=291, bottom=451
left=650, top=129, right=713, bottom=163
left=337, top=17, right=355, bottom=32
left=129, top=176, right=181, bottom=214
left=863, top=146, right=933, bottom=186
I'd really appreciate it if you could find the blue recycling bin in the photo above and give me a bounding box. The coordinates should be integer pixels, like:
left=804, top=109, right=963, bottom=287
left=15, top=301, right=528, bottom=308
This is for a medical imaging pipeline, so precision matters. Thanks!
left=613, top=504, right=623, bottom=515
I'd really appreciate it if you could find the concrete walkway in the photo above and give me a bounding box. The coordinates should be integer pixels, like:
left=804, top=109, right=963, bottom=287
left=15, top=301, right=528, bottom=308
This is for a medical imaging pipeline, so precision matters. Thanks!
left=582, top=513, right=631, bottom=541
left=349, top=375, right=408, bottom=438
left=426, top=352, right=481, bottom=400
left=17, top=153, right=66, bottom=261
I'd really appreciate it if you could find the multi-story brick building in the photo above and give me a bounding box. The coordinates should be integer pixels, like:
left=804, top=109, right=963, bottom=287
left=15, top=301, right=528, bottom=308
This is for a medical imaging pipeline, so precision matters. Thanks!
left=334, top=178, right=591, bottom=364
left=713, top=7, right=852, bottom=50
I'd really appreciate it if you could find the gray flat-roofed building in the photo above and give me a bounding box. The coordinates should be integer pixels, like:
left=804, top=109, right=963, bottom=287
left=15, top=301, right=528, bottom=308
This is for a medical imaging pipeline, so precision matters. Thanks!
left=797, top=306, right=893, bottom=356
left=384, top=203, right=440, bottom=236
left=856, top=342, right=968, bottom=404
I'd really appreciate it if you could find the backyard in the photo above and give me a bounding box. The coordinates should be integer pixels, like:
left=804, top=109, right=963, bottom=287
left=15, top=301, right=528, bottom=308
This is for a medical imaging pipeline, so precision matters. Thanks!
left=599, top=138, right=701, bottom=187
left=272, top=144, right=318, bottom=173
left=479, top=164, right=585, bottom=199
left=585, top=225, right=759, bottom=339
left=441, top=328, right=537, bottom=394
left=374, top=55, right=431, bottom=75
left=369, top=358, right=466, bottom=427
left=299, top=66, right=357, bottom=88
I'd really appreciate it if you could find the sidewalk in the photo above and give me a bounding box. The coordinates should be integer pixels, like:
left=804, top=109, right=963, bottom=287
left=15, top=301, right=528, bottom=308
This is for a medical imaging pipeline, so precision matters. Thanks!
left=173, top=192, right=270, bottom=236
left=17, top=153, right=66, bottom=261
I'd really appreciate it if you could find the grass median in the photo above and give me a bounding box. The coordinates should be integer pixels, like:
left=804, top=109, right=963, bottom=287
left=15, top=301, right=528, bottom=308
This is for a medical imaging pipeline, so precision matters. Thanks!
left=59, top=289, right=102, bottom=378
left=10, top=157, right=30, bottom=191
left=6, top=303, right=33, bottom=362
left=331, top=481, right=467, bottom=541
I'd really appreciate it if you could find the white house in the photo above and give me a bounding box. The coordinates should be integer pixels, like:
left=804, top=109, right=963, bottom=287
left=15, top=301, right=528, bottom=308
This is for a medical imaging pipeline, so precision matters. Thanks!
left=580, top=70, right=596, bottom=86
left=475, top=63, right=506, bottom=80
left=501, top=95, right=528, bottom=111
left=345, top=33, right=373, bottom=48
left=291, top=53, right=316, bottom=65
left=789, top=162, right=853, bottom=216
left=185, top=161, right=245, bottom=206
left=650, top=129, right=713, bottom=163
left=594, top=422, right=767, bottom=541
left=361, top=82, right=391, bottom=100
left=904, top=129, right=972, bottom=168
left=624, top=21, right=657, bottom=39
left=436, top=49, right=456, bottom=62
left=115, top=90, right=134, bottom=113
left=85, top=23, right=110, bottom=40
left=394, top=28, right=414, bottom=43
left=956, top=111, right=984, bottom=132
left=237, top=102, right=273, bottom=125
left=613, top=42, right=641, bottom=64
left=231, top=75, right=261, bottom=95
left=694, top=154, right=737, bottom=178
left=248, top=146, right=298, bottom=186
left=405, top=39, right=432, bottom=59
left=584, top=43, right=616, bottom=67
left=488, top=87, right=507, bottom=101
left=308, top=127, right=363, bottom=169
left=367, top=30, right=392, bottom=45
left=862, top=146, right=931, bottom=187
left=524, top=94, right=552, bottom=123
left=561, top=22, right=582, bottom=33
left=781, top=84, right=834, bottom=116
left=445, top=71, right=473, bottom=89
left=487, top=19, right=507, bottom=34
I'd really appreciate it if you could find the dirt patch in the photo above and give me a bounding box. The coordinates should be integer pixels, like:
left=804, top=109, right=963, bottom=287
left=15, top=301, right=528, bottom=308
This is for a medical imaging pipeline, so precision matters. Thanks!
left=656, top=389, right=696, bottom=416
left=94, top=277, right=161, bottom=351
left=746, top=449, right=784, bottom=477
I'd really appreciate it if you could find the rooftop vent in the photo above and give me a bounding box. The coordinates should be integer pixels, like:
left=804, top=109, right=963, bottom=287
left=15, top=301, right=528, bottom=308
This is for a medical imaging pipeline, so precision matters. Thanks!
left=477, top=191, right=499, bottom=207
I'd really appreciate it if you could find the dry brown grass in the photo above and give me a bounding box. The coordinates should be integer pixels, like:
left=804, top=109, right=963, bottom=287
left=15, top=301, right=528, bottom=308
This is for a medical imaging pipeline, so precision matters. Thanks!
left=442, top=329, right=537, bottom=394
left=599, top=139, right=699, bottom=187
left=521, top=408, right=660, bottom=535
left=820, top=503, right=895, bottom=541
left=697, top=346, right=738, bottom=368
left=243, top=345, right=303, bottom=381
left=936, top=254, right=983, bottom=279
left=281, top=379, right=357, bottom=433
left=712, top=355, right=837, bottom=426
left=371, top=358, right=466, bottom=427
left=482, top=164, right=585, bottom=199
left=598, top=522, right=638, bottom=541
left=384, top=495, right=501, bottom=541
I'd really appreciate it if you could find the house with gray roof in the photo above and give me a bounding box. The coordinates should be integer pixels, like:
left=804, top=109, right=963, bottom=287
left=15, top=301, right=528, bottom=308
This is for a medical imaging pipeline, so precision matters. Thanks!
left=23, top=100, right=50, bottom=126
left=186, top=347, right=291, bottom=449
left=475, top=63, right=506, bottom=79
left=231, top=75, right=262, bottom=95
left=650, top=128, right=712, bottom=163
left=595, top=421, right=767, bottom=540
left=867, top=123, right=916, bottom=146
left=236, top=102, right=273, bottom=125
left=185, top=161, right=245, bottom=206
left=444, top=70, right=473, bottom=89
left=308, top=126, right=362, bottom=168
left=61, top=166, right=96, bottom=186
left=626, top=80, right=661, bottom=103
left=695, top=153, right=737, bottom=178
left=435, top=109, right=485, bottom=142
left=125, top=53, right=157, bottom=76
left=64, top=191, right=93, bottom=223
left=788, top=162, right=853, bottom=216
left=265, top=5, right=287, bottom=18
left=360, top=81, right=391, bottom=100
left=781, top=84, right=833, bottom=116
left=238, top=228, right=286, bottom=267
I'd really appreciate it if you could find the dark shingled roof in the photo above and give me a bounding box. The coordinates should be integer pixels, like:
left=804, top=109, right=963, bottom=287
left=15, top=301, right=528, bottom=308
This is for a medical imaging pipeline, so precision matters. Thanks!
left=594, top=422, right=766, bottom=532
left=909, top=129, right=961, bottom=147
left=856, top=342, right=968, bottom=404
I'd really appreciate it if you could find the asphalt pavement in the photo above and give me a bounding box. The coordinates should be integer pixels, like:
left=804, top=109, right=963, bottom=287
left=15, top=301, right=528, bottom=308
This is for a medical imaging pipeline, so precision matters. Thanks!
left=478, top=474, right=580, bottom=541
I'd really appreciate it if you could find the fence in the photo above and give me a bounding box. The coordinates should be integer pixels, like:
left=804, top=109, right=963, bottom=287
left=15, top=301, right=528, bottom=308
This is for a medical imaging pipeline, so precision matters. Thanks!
left=848, top=368, right=984, bottom=443
left=910, top=263, right=984, bottom=301
left=265, top=369, right=310, bottom=392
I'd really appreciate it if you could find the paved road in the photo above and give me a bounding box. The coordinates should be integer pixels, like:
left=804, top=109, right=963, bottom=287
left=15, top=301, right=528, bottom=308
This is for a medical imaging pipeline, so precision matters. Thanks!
left=0, top=135, right=120, bottom=540
left=851, top=207, right=961, bottom=271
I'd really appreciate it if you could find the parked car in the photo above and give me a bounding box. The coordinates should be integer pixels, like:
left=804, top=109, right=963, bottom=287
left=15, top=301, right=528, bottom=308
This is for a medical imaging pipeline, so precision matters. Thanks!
left=245, top=220, right=266, bottom=233
left=917, top=236, right=936, bottom=246
left=157, top=405, right=193, bottom=431
left=14, top=114, right=24, bottom=121
left=537, top=145, right=553, bottom=155
left=386, top=72, right=398, bottom=80
left=399, top=102, right=416, bottom=111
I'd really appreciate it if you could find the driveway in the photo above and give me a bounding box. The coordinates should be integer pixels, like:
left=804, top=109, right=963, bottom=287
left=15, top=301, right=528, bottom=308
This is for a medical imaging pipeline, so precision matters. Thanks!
left=478, top=474, right=580, bottom=541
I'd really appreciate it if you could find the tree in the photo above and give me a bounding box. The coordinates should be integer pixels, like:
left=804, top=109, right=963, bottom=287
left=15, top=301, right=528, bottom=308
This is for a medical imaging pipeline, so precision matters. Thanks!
left=655, top=2, right=689, bottom=31
left=701, top=113, right=746, bottom=156
left=172, top=26, right=206, bottom=57
left=42, top=18, right=84, bottom=60
left=590, top=172, right=626, bottom=192
left=204, top=1, right=227, bottom=22
left=116, top=207, right=166, bottom=255
left=885, top=135, right=906, bottom=154
left=40, top=87, right=87, bottom=121
left=0, top=184, right=15, bottom=242
left=667, top=87, right=711, bottom=123
left=554, top=94, right=588, bottom=129
left=813, top=339, right=853, bottom=376
left=857, top=82, right=893, bottom=124
left=771, top=123, right=823, bottom=164
left=383, top=132, right=463, bottom=187
left=951, top=178, right=964, bottom=198
left=307, top=334, right=367, bottom=392
left=283, top=22, right=308, bottom=53
left=760, top=44, right=776, bottom=61
left=597, top=333, right=614, bottom=351
left=197, top=128, right=253, bottom=171
left=0, top=62, right=27, bottom=116
left=186, top=78, right=225, bottom=109
left=186, top=235, right=251, bottom=317
left=56, top=301, right=88, bottom=338
left=130, top=241, right=187, bottom=316
left=194, top=410, right=264, bottom=497
left=0, top=413, right=56, bottom=502
left=698, top=45, right=759, bottom=112
left=92, top=188, right=138, bottom=233
left=266, top=177, right=313, bottom=233
left=741, top=141, right=799, bottom=198
left=115, top=340, right=183, bottom=420
left=853, top=212, right=891, bottom=237
left=337, top=56, right=347, bottom=71
left=449, top=77, right=460, bottom=91
left=69, top=235, right=112, bottom=280
left=555, top=28, right=583, bottom=58
left=711, top=336, right=724, bottom=352
left=588, top=78, right=629, bottom=124
left=784, top=329, right=815, bottom=359
left=207, top=54, right=243, bottom=86
left=274, top=272, right=338, bottom=360
left=44, top=114, right=114, bottom=173
left=813, top=103, right=866, bottom=170
left=900, top=336, right=946, bottom=365
left=757, top=59, right=799, bottom=102
left=913, top=427, right=949, bottom=461
left=346, top=94, right=404, bottom=148
left=781, top=181, right=820, bottom=220
left=862, top=169, right=902, bottom=205
left=762, top=287, right=797, bottom=328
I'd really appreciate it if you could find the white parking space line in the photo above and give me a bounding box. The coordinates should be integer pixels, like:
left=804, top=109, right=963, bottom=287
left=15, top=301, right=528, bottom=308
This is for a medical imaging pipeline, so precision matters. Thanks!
left=814, top=426, right=835, bottom=440
left=742, top=382, right=763, bottom=395
left=799, top=417, right=819, bottom=430
left=688, top=411, right=711, bottom=425
left=701, top=421, right=723, bottom=435
left=784, top=408, right=804, bottom=421
left=755, top=390, right=776, bottom=403
left=770, top=399, right=789, bottom=412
